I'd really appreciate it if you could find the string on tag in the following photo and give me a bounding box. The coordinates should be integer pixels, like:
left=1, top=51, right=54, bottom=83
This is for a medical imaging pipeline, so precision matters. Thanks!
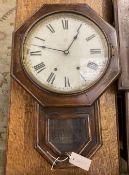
left=47, top=151, right=69, bottom=170
left=51, top=157, right=60, bottom=170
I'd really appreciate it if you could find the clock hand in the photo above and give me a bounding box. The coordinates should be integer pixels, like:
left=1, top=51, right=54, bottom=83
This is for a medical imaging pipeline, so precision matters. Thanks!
left=80, top=73, right=86, bottom=81
left=32, top=44, right=65, bottom=53
left=32, top=24, right=82, bottom=54
left=64, top=24, right=82, bottom=54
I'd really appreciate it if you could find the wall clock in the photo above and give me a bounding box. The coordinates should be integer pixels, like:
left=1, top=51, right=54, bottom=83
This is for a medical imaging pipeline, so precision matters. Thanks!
left=11, top=4, right=120, bottom=168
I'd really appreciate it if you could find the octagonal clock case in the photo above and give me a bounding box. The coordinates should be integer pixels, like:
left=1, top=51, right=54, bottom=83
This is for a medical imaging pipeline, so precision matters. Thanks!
left=11, top=4, right=120, bottom=168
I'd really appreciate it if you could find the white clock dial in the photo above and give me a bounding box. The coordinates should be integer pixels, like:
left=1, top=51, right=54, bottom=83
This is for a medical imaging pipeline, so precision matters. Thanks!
left=22, top=12, right=109, bottom=94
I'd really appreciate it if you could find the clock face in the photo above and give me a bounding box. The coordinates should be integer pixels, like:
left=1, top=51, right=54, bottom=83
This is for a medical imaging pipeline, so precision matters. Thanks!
left=22, top=12, right=109, bottom=94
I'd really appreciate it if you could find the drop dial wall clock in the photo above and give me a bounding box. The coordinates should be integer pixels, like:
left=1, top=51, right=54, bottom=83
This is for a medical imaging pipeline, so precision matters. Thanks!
left=12, top=4, right=120, bottom=168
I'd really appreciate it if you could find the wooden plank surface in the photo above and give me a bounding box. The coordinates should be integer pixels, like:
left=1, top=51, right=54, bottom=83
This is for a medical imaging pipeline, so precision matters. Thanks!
left=114, top=0, right=129, bottom=90
left=5, top=0, right=119, bottom=174
left=114, top=0, right=129, bottom=172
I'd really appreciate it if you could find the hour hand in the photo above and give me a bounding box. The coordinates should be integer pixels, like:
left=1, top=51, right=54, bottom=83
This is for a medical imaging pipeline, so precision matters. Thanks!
left=32, top=44, right=65, bottom=53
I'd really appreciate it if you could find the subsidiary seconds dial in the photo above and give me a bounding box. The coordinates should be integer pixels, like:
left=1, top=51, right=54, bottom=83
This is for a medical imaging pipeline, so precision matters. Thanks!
left=22, top=12, right=109, bottom=94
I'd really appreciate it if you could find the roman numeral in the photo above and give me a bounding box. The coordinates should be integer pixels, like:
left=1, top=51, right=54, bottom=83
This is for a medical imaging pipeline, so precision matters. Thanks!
left=87, top=61, right=98, bottom=70
left=86, top=34, right=95, bottom=41
left=35, top=37, right=45, bottom=41
left=34, top=62, right=46, bottom=73
left=30, top=51, right=42, bottom=56
left=47, top=24, right=55, bottom=33
left=65, top=77, right=70, bottom=87
left=62, top=20, right=68, bottom=30
left=90, top=49, right=101, bottom=54
left=47, top=72, right=56, bottom=84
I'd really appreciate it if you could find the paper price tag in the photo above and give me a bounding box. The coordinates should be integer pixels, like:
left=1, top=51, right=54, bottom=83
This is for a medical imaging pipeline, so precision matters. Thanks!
left=69, top=152, right=92, bottom=171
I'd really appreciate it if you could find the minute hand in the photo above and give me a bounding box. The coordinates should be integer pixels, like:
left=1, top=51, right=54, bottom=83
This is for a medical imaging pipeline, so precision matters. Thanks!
left=65, top=24, right=82, bottom=51
left=32, top=44, right=64, bottom=53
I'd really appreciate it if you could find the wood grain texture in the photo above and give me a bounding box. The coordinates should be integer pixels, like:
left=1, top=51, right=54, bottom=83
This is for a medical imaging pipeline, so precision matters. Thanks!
left=114, top=0, right=129, bottom=171
left=5, top=0, right=119, bottom=175
left=114, top=0, right=129, bottom=90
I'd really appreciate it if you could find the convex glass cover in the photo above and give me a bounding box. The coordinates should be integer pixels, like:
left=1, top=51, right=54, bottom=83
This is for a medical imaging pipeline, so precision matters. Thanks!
left=23, top=12, right=109, bottom=94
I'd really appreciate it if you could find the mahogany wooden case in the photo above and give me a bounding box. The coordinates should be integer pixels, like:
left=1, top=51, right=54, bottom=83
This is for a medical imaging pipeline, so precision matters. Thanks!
left=6, top=0, right=120, bottom=173
left=11, top=3, right=120, bottom=107
left=10, top=3, right=120, bottom=169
